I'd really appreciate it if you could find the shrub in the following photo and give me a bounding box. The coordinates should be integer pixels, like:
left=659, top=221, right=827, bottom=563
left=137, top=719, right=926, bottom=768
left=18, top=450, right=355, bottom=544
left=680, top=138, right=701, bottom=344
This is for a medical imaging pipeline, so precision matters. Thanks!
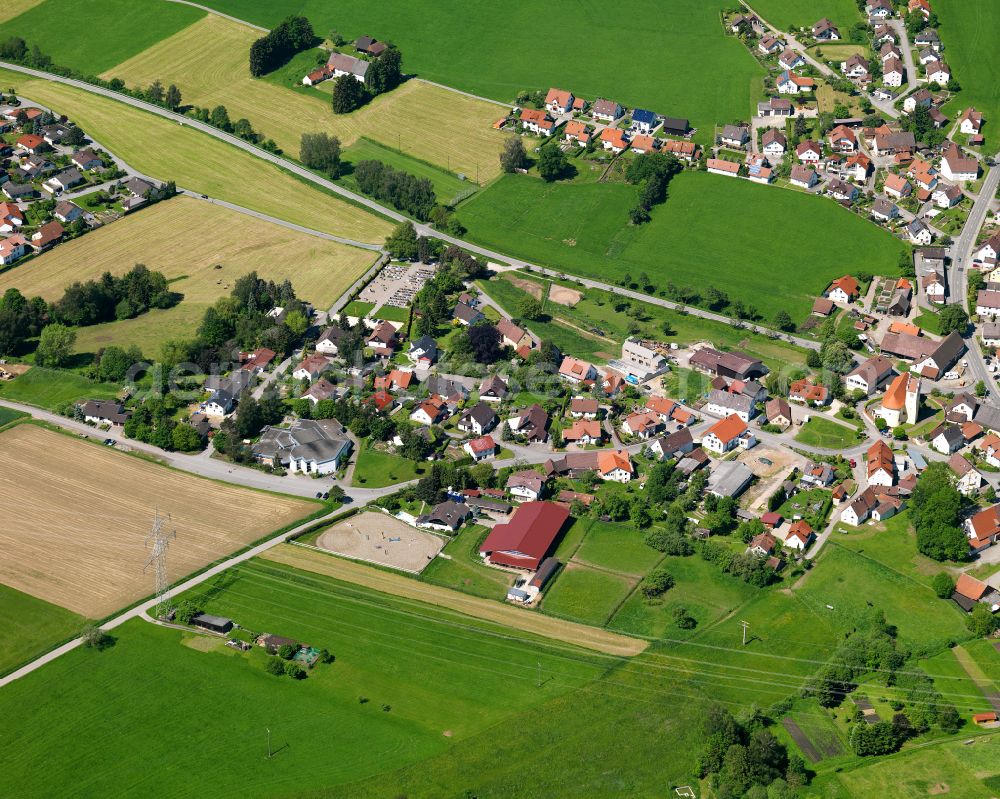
left=640, top=568, right=675, bottom=598
left=284, top=661, right=307, bottom=679
left=265, top=657, right=286, bottom=676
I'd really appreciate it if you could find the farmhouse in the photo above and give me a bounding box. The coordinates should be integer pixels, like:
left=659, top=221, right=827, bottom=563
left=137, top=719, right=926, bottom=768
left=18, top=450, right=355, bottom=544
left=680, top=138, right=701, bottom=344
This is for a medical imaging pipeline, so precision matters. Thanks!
left=690, top=347, right=766, bottom=380
left=328, top=53, right=370, bottom=82
left=846, top=356, right=895, bottom=395
left=252, top=419, right=352, bottom=474
left=826, top=275, right=860, bottom=304
left=940, top=143, right=979, bottom=182
left=702, top=415, right=755, bottom=455
left=479, top=501, right=569, bottom=570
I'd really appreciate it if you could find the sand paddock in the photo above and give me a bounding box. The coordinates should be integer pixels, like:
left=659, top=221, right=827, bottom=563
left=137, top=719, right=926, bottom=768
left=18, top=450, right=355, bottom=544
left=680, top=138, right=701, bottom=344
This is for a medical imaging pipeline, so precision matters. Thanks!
left=314, top=512, right=444, bottom=573
left=548, top=285, right=583, bottom=307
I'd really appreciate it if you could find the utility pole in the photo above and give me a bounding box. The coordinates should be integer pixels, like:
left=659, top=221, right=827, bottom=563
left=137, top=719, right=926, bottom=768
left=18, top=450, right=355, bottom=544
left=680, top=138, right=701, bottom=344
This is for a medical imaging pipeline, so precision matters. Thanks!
left=537, top=660, right=541, bottom=688
left=266, top=728, right=272, bottom=759
left=740, top=620, right=750, bottom=646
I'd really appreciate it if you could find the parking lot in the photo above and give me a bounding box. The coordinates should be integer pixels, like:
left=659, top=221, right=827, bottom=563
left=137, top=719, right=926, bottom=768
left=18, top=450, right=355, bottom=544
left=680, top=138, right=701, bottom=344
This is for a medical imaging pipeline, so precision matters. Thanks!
left=358, top=263, right=436, bottom=311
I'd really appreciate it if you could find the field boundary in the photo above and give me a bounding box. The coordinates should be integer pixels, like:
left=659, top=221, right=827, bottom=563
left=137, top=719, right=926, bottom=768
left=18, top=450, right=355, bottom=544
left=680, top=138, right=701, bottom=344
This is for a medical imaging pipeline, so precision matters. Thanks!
left=953, top=646, right=1000, bottom=713
left=261, top=544, right=648, bottom=656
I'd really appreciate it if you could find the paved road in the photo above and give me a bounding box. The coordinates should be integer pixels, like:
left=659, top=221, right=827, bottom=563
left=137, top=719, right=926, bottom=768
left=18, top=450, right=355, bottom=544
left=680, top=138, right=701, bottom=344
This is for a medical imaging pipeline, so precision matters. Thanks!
left=888, top=20, right=918, bottom=94
left=949, top=154, right=1000, bottom=397
left=162, top=0, right=268, bottom=31
left=0, top=503, right=345, bottom=688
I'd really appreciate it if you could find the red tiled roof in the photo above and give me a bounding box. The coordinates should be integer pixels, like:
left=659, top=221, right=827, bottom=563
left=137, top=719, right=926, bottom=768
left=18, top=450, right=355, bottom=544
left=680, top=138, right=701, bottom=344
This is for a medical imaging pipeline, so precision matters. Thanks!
left=479, top=502, right=570, bottom=570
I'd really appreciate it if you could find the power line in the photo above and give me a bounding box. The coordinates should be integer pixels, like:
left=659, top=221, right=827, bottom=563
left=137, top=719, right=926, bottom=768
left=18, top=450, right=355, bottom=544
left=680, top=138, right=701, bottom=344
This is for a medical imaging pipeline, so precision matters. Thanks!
left=143, top=509, right=176, bottom=620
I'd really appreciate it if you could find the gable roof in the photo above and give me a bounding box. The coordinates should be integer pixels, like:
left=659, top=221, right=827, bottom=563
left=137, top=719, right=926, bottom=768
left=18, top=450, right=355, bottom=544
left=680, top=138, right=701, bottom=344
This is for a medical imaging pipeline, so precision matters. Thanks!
left=705, top=415, right=748, bottom=445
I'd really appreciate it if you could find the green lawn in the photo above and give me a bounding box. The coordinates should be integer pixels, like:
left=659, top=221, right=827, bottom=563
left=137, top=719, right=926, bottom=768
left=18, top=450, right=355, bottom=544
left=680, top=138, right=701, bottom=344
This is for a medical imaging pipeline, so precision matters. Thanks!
left=480, top=272, right=810, bottom=371
left=338, top=137, right=477, bottom=206
left=0, top=559, right=608, bottom=798
left=572, top=520, right=662, bottom=576
left=0, top=406, right=28, bottom=426
left=0, top=584, right=86, bottom=677
left=777, top=487, right=833, bottom=530
left=420, top=525, right=513, bottom=600
left=936, top=0, right=1000, bottom=151
left=798, top=545, right=967, bottom=651
left=794, top=415, right=860, bottom=448
left=188, top=0, right=764, bottom=141
left=831, top=511, right=947, bottom=589
left=610, top=554, right=758, bottom=639
left=663, top=366, right=711, bottom=405
left=0, top=367, right=119, bottom=410
left=373, top=304, right=411, bottom=324
left=746, top=0, right=861, bottom=32
left=1, top=0, right=206, bottom=74
left=919, top=647, right=997, bottom=712
left=352, top=446, right=426, bottom=487
left=461, top=172, right=905, bottom=322
left=340, top=300, right=376, bottom=318
left=541, top=565, right=635, bottom=627
left=914, top=310, right=943, bottom=335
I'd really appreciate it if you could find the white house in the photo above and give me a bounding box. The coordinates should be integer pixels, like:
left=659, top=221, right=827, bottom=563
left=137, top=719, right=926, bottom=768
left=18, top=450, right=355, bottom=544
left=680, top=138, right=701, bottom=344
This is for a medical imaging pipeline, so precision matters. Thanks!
left=0, top=234, right=29, bottom=265
left=795, top=140, right=822, bottom=163
left=701, top=416, right=753, bottom=455
left=598, top=450, right=634, bottom=484
left=776, top=71, right=815, bottom=94
left=464, top=435, right=497, bottom=461
left=940, top=144, right=979, bottom=182
left=907, top=219, right=933, bottom=245
left=761, top=129, right=786, bottom=159
left=959, top=108, right=984, bottom=136
left=925, top=60, right=951, bottom=85
left=882, top=58, right=904, bottom=87
left=949, top=454, right=983, bottom=496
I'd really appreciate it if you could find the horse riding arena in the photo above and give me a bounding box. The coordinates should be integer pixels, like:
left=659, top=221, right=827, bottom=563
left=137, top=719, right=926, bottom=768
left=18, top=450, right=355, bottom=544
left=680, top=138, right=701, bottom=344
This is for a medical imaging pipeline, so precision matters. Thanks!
left=312, top=512, right=444, bottom=573
left=0, top=424, right=315, bottom=618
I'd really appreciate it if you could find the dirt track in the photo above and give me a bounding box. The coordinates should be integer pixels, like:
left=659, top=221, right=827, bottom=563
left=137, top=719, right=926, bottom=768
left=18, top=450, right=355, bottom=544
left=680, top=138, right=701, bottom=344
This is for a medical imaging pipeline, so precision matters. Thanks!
left=0, top=425, right=314, bottom=617
left=263, top=544, right=648, bottom=657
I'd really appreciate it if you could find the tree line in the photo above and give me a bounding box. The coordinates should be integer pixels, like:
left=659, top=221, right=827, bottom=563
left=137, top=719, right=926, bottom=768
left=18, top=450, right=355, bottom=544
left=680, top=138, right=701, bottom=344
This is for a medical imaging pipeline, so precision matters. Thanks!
left=353, top=159, right=436, bottom=220
left=249, top=16, right=317, bottom=77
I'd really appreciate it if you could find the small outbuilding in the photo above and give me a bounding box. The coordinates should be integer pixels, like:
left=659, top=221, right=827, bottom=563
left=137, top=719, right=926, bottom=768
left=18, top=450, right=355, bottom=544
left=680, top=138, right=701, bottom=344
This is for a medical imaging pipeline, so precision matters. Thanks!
left=191, top=613, right=234, bottom=634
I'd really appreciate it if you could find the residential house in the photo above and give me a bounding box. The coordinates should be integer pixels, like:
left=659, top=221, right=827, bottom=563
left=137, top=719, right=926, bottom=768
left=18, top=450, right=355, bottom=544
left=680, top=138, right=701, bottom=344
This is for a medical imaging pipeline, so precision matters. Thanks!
left=407, top=334, right=438, bottom=367
left=660, top=117, right=689, bottom=136
left=631, top=109, right=658, bottom=135
left=564, top=120, right=591, bottom=146
left=903, top=88, right=933, bottom=114
left=913, top=29, right=941, bottom=51
left=507, top=404, right=549, bottom=443
left=649, top=427, right=695, bottom=460
left=758, top=34, right=783, bottom=55
left=784, top=520, right=815, bottom=551
left=125, top=177, right=154, bottom=197
left=570, top=397, right=600, bottom=419
left=327, top=52, right=369, bottom=82
left=416, top=501, right=471, bottom=533
left=239, top=347, right=276, bottom=376
left=761, top=128, right=786, bottom=159
left=44, top=167, right=83, bottom=194
left=15, top=134, right=47, bottom=154
left=702, top=415, right=755, bottom=454
left=506, top=471, right=546, bottom=503
left=929, top=423, right=965, bottom=455
left=292, top=353, right=330, bottom=382
left=720, top=124, right=750, bottom=149
left=519, top=108, right=555, bottom=137
left=948, top=453, right=983, bottom=496
left=933, top=184, right=963, bottom=209
left=882, top=57, right=905, bottom=87
left=790, top=164, right=819, bottom=189
left=812, top=297, right=835, bottom=316
left=912, top=331, right=964, bottom=379
left=704, top=389, right=757, bottom=423
left=925, top=60, right=951, bottom=85
left=795, top=140, right=822, bottom=163
left=411, top=397, right=448, bottom=426
left=452, top=301, right=484, bottom=326
left=0, top=234, right=29, bottom=265
left=599, top=127, right=629, bottom=153
left=827, top=178, right=858, bottom=202
left=315, top=325, right=349, bottom=356
left=959, top=108, right=983, bottom=136
left=872, top=198, right=899, bottom=222
left=544, top=88, right=575, bottom=115
left=826, top=275, right=860, bottom=304
left=559, top=356, right=597, bottom=384
left=812, top=18, right=841, bottom=40
left=801, top=462, right=835, bottom=487
left=778, top=49, right=805, bottom=70
left=841, top=55, right=870, bottom=79
left=563, top=419, right=603, bottom=446
left=53, top=200, right=83, bottom=223
left=883, top=172, right=912, bottom=199
left=790, top=378, right=830, bottom=406
left=367, top=320, right=399, bottom=355
left=303, top=378, right=338, bottom=405
left=598, top=450, right=634, bottom=483
left=776, top=71, right=815, bottom=94
left=591, top=99, right=623, bottom=123
left=660, top=139, right=700, bottom=161
left=846, top=356, right=895, bottom=395
left=646, top=395, right=695, bottom=426
left=0, top=202, right=24, bottom=232
left=70, top=149, right=102, bottom=171
left=866, top=0, right=893, bottom=20
left=966, top=505, right=1000, bottom=552
left=907, top=218, right=933, bottom=245
left=622, top=410, right=663, bottom=440
left=872, top=24, right=897, bottom=44
left=80, top=400, right=131, bottom=426
left=478, top=374, right=509, bottom=403
left=757, top=98, right=794, bottom=117
left=973, top=233, right=1000, bottom=267
left=496, top=318, right=531, bottom=350
left=464, top=435, right=497, bottom=461
left=841, top=487, right=879, bottom=526
left=707, top=158, right=740, bottom=177
left=457, top=402, right=498, bottom=436
left=765, top=397, right=792, bottom=428
left=748, top=532, right=777, bottom=557
left=879, top=42, right=902, bottom=62
left=868, top=440, right=896, bottom=487
left=921, top=271, right=945, bottom=304
left=846, top=153, right=872, bottom=182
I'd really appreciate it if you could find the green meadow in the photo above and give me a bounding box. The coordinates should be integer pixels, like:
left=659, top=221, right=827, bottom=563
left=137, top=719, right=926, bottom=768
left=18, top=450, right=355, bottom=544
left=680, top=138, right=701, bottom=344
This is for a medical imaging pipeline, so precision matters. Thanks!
left=0, top=584, right=85, bottom=676
left=746, top=0, right=862, bottom=33
left=462, top=172, right=905, bottom=322
left=0, top=368, right=119, bottom=410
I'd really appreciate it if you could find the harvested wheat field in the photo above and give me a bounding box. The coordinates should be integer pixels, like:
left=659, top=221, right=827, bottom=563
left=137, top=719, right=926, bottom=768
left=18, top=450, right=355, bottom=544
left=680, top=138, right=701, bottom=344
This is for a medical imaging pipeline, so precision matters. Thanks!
left=314, top=511, right=444, bottom=573
left=0, top=197, right=378, bottom=355
left=102, top=14, right=506, bottom=181
left=0, top=0, right=43, bottom=24
left=0, top=425, right=316, bottom=617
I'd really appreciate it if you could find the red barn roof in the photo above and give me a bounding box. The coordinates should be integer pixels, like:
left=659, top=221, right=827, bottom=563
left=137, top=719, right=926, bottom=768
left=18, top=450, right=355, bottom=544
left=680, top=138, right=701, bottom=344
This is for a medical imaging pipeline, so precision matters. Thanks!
left=478, top=501, right=569, bottom=570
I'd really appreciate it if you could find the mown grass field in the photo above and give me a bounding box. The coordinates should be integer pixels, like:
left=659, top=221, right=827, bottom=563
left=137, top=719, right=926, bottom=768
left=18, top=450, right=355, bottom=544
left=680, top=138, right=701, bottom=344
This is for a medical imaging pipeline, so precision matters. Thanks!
left=0, top=406, right=28, bottom=426
left=351, top=446, right=426, bottom=487
left=0, top=0, right=205, bottom=74
left=936, top=0, right=1000, bottom=150
left=572, top=520, right=662, bottom=576
left=0, top=68, right=392, bottom=244
left=420, top=526, right=513, bottom=600
left=0, top=367, right=119, bottom=409
left=189, top=0, right=765, bottom=141
left=831, top=511, right=947, bottom=589
left=0, top=583, right=85, bottom=677
left=462, top=173, right=905, bottom=321
left=479, top=271, right=810, bottom=371
left=0, top=197, right=377, bottom=358
left=541, top=564, right=635, bottom=627
left=746, top=0, right=861, bottom=32
left=99, top=14, right=507, bottom=181
left=794, top=415, right=860, bottom=448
